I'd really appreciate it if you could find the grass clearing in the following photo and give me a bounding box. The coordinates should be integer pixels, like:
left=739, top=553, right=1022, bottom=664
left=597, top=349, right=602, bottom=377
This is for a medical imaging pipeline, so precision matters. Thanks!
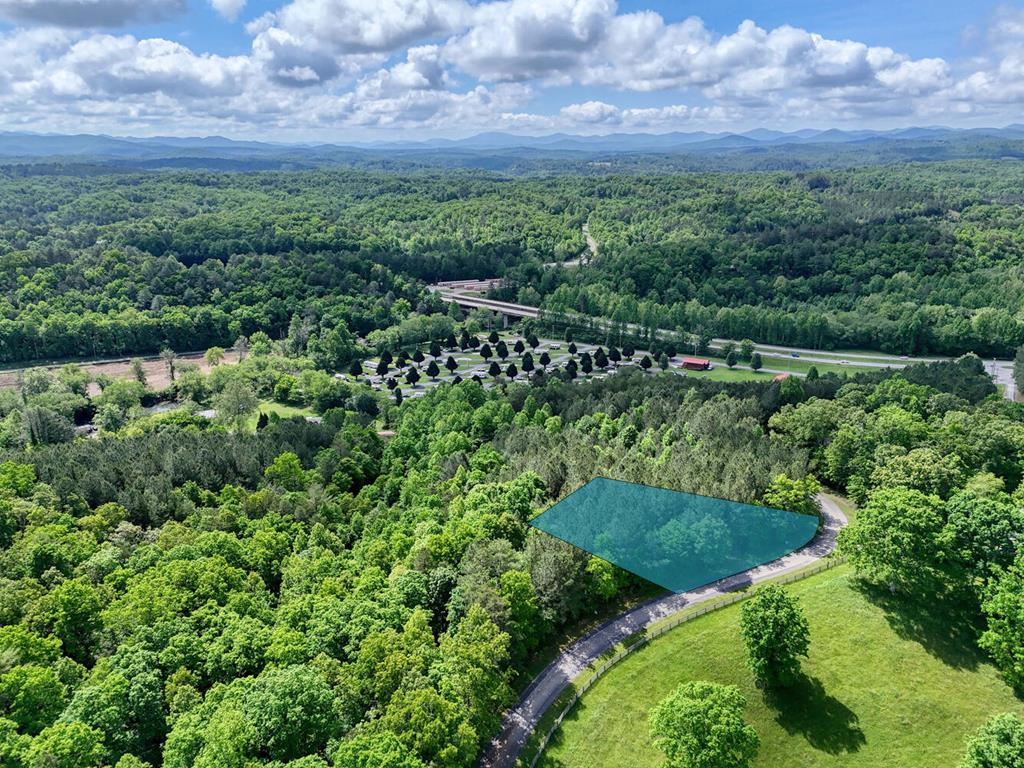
left=245, top=400, right=315, bottom=431
left=539, top=565, right=1023, bottom=768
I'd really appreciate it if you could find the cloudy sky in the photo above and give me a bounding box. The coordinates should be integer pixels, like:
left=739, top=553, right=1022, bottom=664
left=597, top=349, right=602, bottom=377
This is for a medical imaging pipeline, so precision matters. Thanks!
left=0, top=0, right=1022, bottom=140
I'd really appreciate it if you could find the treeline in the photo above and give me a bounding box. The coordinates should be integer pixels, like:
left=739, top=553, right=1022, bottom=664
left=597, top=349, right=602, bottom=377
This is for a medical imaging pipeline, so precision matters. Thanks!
left=7, top=162, right=1024, bottom=366
left=0, top=247, right=427, bottom=363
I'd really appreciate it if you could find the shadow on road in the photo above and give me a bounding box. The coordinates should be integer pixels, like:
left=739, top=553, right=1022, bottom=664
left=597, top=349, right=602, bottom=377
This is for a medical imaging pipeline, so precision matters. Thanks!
left=764, top=673, right=866, bottom=755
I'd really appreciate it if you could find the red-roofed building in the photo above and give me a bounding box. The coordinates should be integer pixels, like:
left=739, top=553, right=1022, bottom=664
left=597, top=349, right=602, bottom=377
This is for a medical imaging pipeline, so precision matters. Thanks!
left=682, top=357, right=711, bottom=371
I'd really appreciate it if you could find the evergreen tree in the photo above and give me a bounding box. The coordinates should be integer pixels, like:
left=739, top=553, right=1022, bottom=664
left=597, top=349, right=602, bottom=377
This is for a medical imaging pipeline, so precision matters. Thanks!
left=740, top=339, right=755, bottom=362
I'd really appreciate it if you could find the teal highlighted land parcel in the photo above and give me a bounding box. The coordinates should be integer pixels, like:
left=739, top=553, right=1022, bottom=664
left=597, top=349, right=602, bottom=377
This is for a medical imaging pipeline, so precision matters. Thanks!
left=530, top=477, right=819, bottom=593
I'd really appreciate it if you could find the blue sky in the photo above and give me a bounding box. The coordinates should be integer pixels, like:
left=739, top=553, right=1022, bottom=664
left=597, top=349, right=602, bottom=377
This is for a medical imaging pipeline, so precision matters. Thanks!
left=0, top=0, right=1020, bottom=139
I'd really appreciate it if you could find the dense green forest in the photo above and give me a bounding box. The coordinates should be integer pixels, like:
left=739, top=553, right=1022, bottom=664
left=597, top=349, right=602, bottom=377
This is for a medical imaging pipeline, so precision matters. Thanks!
left=1, top=160, right=1023, bottom=767
left=2, top=162, right=1023, bottom=364
left=0, top=329, right=1023, bottom=767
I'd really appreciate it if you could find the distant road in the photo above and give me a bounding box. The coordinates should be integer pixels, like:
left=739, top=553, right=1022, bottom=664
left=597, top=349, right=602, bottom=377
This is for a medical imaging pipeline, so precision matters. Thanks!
left=582, top=222, right=598, bottom=260
left=480, top=493, right=849, bottom=768
left=544, top=222, right=597, bottom=269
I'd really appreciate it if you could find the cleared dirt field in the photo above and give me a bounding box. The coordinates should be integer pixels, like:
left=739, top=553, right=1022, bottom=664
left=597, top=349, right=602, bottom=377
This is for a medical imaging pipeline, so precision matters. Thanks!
left=0, top=350, right=240, bottom=394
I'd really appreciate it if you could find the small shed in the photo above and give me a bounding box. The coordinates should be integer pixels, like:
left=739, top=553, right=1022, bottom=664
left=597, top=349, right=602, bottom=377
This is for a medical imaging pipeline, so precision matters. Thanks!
left=681, top=357, right=711, bottom=371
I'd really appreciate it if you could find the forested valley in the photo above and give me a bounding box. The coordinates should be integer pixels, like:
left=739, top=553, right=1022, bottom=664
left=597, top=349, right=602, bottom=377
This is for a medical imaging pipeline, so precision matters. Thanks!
left=1, top=159, right=1023, bottom=768
left=2, top=161, right=1024, bottom=364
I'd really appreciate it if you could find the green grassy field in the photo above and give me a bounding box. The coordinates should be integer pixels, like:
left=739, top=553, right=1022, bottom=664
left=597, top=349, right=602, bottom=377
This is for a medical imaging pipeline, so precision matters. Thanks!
left=245, top=400, right=315, bottom=430
left=539, top=565, right=1023, bottom=768
left=678, top=366, right=768, bottom=383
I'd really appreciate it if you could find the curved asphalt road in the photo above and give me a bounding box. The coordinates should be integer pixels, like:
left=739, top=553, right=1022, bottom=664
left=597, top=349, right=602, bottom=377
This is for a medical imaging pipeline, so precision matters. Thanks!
left=480, top=493, right=849, bottom=768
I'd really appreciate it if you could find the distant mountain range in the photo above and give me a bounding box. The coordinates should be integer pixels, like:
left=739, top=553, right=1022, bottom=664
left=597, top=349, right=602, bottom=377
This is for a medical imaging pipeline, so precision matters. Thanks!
left=2, top=125, right=1023, bottom=171
left=350, top=125, right=1024, bottom=152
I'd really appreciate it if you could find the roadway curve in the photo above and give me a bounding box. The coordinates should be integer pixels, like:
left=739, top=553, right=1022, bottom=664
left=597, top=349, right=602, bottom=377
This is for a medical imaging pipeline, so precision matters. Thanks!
left=480, top=493, right=849, bottom=768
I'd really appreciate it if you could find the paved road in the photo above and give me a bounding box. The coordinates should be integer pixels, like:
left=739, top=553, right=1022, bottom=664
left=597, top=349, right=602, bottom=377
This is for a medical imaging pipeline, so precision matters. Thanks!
left=990, top=358, right=1019, bottom=402
left=480, top=494, right=849, bottom=768
left=544, top=223, right=596, bottom=269
left=433, top=288, right=1017, bottom=401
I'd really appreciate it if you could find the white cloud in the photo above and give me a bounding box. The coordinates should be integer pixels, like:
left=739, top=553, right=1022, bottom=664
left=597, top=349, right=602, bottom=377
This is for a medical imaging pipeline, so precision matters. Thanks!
left=0, top=2, right=1023, bottom=138
left=209, top=0, right=245, bottom=21
left=331, top=82, right=532, bottom=128
left=560, top=100, right=619, bottom=124
left=356, top=45, right=449, bottom=98
left=445, top=0, right=615, bottom=82
left=44, top=35, right=251, bottom=98
left=559, top=100, right=738, bottom=129
left=0, top=0, right=182, bottom=26
left=251, top=0, right=467, bottom=87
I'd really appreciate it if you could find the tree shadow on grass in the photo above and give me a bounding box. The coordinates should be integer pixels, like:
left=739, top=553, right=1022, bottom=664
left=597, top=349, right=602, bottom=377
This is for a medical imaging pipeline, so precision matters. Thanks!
left=852, top=580, right=984, bottom=670
left=764, top=674, right=866, bottom=755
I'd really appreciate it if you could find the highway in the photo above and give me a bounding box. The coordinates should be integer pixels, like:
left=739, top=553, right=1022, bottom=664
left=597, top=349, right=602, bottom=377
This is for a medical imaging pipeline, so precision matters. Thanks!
left=430, top=284, right=1018, bottom=400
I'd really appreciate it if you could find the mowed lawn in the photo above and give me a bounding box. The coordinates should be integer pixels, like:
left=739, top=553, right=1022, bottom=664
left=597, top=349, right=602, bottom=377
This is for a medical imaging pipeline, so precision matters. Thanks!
left=539, top=565, right=1023, bottom=768
left=243, top=400, right=315, bottom=430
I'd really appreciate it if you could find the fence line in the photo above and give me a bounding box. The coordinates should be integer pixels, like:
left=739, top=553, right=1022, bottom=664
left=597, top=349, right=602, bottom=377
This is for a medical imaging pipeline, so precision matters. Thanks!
left=526, top=555, right=845, bottom=768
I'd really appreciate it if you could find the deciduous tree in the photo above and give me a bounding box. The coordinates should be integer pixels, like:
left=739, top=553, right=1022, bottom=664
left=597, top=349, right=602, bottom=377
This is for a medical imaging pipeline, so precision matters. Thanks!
left=649, top=681, right=759, bottom=768
left=739, top=586, right=810, bottom=688
left=959, top=712, right=1024, bottom=768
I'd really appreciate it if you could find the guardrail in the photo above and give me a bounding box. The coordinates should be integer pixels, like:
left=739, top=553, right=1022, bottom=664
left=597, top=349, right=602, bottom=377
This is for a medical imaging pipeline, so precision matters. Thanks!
left=525, top=555, right=846, bottom=768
